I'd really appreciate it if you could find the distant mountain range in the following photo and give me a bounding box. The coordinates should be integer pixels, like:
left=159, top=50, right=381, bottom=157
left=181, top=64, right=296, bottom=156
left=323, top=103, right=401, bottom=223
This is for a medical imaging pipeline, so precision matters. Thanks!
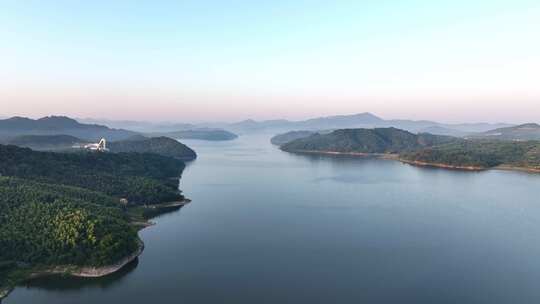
left=467, top=123, right=540, bottom=141
left=79, top=118, right=196, bottom=133
left=0, top=134, right=86, bottom=151
left=203, top=112, right=514, bottom=136
left=144, top=129, right=238, bottom=141
left=80, top=112, right=516, bottom=137
left=0, top=116, right=137, bottom=141
left=80, top=118, right=238, bottom=140
left=2, top=113, right=532, bottom=144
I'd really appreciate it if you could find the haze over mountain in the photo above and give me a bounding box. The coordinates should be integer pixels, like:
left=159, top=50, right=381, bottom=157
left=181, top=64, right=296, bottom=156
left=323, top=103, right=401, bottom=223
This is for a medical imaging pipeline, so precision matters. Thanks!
left=467, top=123, right=540, bottom=141
left=1, top=135, right=86, bottom=152
left=145, top=129, right=238, bottom=141
left=0, top=116, right=136, bottom=141
left=205, top=112, right=514, bottom=135
left=82, top=112, right=515, bottom=137
left=79, top=118, right=197, bottom=133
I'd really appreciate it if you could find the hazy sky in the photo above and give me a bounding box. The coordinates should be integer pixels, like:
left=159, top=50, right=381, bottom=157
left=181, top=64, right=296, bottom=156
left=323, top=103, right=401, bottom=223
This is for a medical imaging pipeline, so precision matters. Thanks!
left=1, top=0, right=539, bottom=123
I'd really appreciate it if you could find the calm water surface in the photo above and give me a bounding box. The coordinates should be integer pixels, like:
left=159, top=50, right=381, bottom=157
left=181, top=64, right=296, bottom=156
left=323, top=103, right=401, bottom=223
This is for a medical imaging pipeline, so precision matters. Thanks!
left=6, top=134, right=540, bottom=303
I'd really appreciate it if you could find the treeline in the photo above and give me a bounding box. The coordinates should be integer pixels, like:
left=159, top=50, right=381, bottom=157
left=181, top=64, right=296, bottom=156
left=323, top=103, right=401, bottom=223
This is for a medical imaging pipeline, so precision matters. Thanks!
left=0, top=177, right=138, bottom=266
left=280, top=128, right=458, bottom=154
left=401, top=140, right=540, bottom=169
left=0, top=177, right=139, bottom=291
left=108, top=136, right=197, bottom=160
left=277, top=127, right=540, bottom=170
left=0, top=144, right=186, bottom=204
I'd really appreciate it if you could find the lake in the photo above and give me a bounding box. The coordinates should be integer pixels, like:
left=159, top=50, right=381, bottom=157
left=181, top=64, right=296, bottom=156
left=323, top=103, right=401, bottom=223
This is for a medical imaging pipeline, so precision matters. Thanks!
left=6, top=134, right=540, bottom=304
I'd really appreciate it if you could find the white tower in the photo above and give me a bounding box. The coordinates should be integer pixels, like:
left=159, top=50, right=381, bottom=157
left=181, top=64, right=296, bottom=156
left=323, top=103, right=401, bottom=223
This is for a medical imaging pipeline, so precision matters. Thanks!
left=97, top=138, right=107, bottom=152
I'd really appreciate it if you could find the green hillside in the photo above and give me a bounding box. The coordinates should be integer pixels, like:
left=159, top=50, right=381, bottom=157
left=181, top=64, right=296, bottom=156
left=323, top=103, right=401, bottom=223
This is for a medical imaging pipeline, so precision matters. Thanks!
left=280, top=128, right=458, bottom=154
left=469, top=123, right=540, bottom=141
left=109, top=136, right=197, bottom=160
left=0, top=145, right=186, bottom=204
left=0, top=176, right=139, bottom=294
left=401, top=140, right=540, bottom=169
left=0, top=144, right=190, bottom=295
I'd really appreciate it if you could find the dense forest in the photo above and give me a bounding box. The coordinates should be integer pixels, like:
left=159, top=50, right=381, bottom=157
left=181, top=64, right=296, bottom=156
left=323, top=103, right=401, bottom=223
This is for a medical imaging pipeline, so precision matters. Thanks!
left=401, top=140, right=540, bottom=169
left=0, top=177, right=139, bottom=292
left=108, top=136, right=197, bottom=160
left=280, top=128, right=458, bottom=154
left=278, top=127, right=540, bottom=170
left=0, top=144, right=186, bottom=204
left=0, top=143, right=190, bottom=295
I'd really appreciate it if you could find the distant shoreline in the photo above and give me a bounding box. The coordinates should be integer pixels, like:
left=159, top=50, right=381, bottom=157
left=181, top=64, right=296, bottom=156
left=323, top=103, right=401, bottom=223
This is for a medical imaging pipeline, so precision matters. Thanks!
left=284, top=149, right=540, bottom=174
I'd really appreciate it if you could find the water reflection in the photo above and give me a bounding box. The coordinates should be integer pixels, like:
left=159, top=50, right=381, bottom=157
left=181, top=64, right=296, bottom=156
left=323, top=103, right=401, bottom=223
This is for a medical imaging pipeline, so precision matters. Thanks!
left=20, top=258, right=139, bottom=293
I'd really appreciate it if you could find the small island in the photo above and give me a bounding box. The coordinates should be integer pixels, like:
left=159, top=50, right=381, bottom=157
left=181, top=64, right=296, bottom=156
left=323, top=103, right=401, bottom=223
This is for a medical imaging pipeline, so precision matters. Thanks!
left=145, top=128, right=238, bottom=141
left=0, top=144, right=193, bottom=300
left=278, top=127, right=540, bottom=173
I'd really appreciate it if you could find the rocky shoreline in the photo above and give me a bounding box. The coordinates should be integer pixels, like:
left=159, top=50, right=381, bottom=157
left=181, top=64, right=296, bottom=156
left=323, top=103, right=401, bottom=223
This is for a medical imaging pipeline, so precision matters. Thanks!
left=0, top=240, right=144, bottom=301
left=29, top=239, right=144, bottom=279
left=398, top=159, right=486, bottom=171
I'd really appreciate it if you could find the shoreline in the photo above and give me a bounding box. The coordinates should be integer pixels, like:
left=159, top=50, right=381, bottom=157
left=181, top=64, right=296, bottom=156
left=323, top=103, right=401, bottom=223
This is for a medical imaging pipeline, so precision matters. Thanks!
left=29, top=238, right=145, bottom=279
left=0, top=237, right=145, bottom=301
left=281, top=150, right=390, bottom=159
left=398, top=159, right=486, bottom=171
left=284, top=149, right=540, bottom=174
left=0, top=198, right=192, bottom=301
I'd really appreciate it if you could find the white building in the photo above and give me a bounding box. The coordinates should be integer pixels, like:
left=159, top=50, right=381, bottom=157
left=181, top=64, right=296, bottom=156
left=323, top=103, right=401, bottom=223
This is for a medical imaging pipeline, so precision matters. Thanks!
left=84, top=138, right=109, bottom=152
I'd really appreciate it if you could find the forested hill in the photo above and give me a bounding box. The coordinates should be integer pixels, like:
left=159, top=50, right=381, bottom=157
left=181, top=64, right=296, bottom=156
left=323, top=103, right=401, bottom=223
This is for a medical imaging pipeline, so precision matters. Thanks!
left=280, top=128, right=458, bottom=154
left=109, top=136, right=197, bottom=160
left=0, top=116, right=136, bottom=141
left=468, top=123, right=540, bottom=141
left=0, top=176, right=138, bottom=270
left=270, top=131, right=316, bottom=146
left=277, top=127, right=540, bottom=171
left=1, top=134, right=197, bottom=160
left=0, top=144, right=186, bottom=204
left=0, top=143, right=190, bottom=295
left=401, top=140, right=540, bottom=170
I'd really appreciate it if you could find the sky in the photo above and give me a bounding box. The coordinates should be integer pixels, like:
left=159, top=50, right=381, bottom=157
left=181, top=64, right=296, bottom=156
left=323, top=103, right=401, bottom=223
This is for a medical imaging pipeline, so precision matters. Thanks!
left=1, top=0, right=539, bottom=123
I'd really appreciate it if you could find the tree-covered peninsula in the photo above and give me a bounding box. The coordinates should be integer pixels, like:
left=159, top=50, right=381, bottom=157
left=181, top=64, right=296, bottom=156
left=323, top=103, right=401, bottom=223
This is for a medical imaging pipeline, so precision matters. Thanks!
left=279, top=127, right=540, bottom=172
left=280, top=128, right=457, bottom=154
left=0, top=144, right=189, bottom=299
left=401, top=140, right=540, bottom=170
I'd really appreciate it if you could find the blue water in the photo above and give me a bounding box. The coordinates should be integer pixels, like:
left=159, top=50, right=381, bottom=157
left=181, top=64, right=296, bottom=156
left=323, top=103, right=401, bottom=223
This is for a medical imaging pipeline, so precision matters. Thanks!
left=6, top=134, right=540, bottom=303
